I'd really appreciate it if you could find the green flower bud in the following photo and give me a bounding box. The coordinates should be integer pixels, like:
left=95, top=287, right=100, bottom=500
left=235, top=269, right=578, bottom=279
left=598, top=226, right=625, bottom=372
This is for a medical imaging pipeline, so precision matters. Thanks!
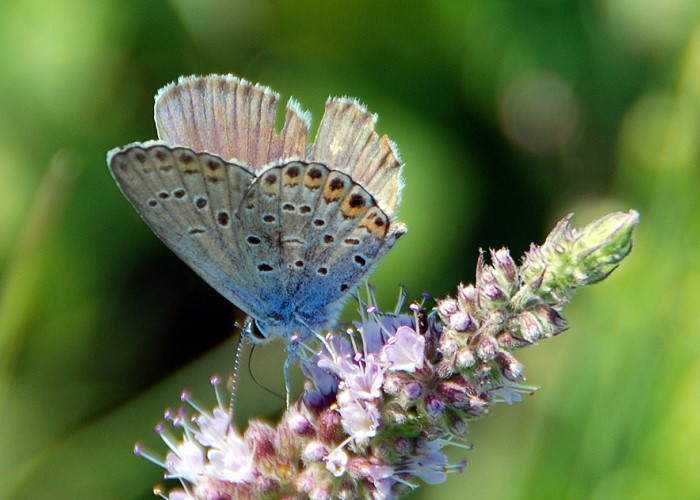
left=572, top=210, right=639, bottom=285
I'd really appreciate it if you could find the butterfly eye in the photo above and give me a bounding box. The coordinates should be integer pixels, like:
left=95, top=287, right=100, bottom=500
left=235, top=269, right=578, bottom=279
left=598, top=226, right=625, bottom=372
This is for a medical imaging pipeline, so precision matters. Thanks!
left=244, top=318, right=268, bottom=342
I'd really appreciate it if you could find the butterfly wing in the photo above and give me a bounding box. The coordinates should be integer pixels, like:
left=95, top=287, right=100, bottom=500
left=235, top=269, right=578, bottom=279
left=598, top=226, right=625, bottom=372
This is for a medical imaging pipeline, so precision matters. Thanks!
left=154, top=75, right=310, bottom=171
left=310, top=98, right=403, bottom=220
left=107, top=142, right=267, bottom=316
left=236, top=161, right=406, bottom=337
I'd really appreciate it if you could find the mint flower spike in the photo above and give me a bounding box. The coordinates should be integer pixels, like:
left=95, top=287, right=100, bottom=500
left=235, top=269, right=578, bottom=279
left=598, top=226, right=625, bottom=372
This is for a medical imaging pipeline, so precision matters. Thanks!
left=138, top=210, right=638, bottom=499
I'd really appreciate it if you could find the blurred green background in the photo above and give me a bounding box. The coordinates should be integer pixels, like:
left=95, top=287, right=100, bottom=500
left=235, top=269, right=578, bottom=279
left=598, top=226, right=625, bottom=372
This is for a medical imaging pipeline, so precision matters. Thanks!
left=1, top=0, right=698, bottom=498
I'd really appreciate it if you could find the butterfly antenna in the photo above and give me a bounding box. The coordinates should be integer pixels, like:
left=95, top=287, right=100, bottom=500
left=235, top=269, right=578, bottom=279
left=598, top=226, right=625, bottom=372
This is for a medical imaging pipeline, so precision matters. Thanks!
left=247, top=345, right=285, bottom=401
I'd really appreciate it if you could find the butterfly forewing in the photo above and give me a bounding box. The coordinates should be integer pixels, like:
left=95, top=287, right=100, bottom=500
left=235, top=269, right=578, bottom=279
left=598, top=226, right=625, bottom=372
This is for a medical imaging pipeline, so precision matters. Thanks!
left=107, top=143, right=266, bottom=315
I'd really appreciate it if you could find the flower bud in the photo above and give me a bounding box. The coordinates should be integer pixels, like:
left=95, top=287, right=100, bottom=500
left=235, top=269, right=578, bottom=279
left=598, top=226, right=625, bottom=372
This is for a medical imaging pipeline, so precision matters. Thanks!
left=382, top=372, right=405, bottom=395
left=439, top=336, right=458, bottom=357
left=572, top=210, right=639, bottom=285
left=435, top=379, right=468, bottom=408
left=519, top=211, right=639, bottom=305
left=474, top=362, right=494, bottom=382
left=481, top=283, right=508, bottom=303
left=476, top=336, right=497, bottom=362
left=288, top=412, right=315, bottom=437
left=404, top=380, right=424, bottom=401
left=479, top=265, right=496, bottom=285
left=447, top=413, right=469, bottom=438
left=424, top=394, right=446, bottom=418
left=450, top=311, right=474, bottom=332
left=436, top=377, right=490, bottom=416
left=437, top=298, right=459, bottom=318
left=512, top=310, right=543, bottom=342
left=466, top=392, right=491, bottom=417
left=457, top=283, right=477, bottom=312
left=303, top=441, right=328, bottom=462
left=455, top=348, right=475, bottom=370
left=496, top=352, right=524, bottom=382
left=532, top=305, right=567, bottom=337
left=491, top=248, right=517, bottom=284
left=318, top=409, right=345, bottom=444
left=383, top=402, right=409, bottom=425
left=436, top=359, right=456, bottom=379
left=245, top=421, right=276, bottom=461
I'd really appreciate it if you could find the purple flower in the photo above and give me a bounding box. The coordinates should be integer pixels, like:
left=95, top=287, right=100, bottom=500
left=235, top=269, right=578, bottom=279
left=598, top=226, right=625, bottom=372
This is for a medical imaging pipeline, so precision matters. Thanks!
left=207, top=434, right=255, bottom=483
left=165, top=441, right=205, bottom=481
left=382, top=325, right=425, bottom=372
left=337, top=395, right=381, bottom=444
left=399, top=441, right=449, bottom=485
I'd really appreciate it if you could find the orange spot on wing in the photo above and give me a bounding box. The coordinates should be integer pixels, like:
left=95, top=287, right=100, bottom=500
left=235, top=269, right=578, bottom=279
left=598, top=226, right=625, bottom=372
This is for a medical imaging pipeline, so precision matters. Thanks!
left=359, top=211, right=389, bottom=237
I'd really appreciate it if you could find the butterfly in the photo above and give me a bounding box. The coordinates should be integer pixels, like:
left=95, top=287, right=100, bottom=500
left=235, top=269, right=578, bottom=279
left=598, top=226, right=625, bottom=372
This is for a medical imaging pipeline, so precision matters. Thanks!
left=107, top=74, right=405, bottom=344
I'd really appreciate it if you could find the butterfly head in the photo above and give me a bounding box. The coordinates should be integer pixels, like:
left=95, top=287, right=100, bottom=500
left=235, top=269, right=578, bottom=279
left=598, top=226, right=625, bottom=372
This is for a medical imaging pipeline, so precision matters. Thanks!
left=240, top=314, right=300, bottom=344
left=242, top=305, right=334, bottom=344
left=243, top=317, right=271, bottom=343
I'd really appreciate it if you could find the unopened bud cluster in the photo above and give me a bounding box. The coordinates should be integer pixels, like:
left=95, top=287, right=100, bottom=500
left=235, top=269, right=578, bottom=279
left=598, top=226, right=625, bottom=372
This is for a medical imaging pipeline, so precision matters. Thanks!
left=436, top=210, right=638, bottom=400
left=137, top=210, right=639, bottom=499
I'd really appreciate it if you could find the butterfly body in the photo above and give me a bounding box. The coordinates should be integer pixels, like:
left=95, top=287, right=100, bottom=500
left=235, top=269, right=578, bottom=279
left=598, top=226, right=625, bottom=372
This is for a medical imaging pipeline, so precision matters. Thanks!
left=108, top=75, right=405, bottom=341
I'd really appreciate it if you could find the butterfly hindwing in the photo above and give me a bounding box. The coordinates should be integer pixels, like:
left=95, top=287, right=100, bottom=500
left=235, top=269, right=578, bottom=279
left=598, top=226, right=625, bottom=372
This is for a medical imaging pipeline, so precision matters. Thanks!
left=236, top=161, right=404, bottom=330
left=310, top=98, right=403, bottom=219
left=155, top=75, right=311, bottom=171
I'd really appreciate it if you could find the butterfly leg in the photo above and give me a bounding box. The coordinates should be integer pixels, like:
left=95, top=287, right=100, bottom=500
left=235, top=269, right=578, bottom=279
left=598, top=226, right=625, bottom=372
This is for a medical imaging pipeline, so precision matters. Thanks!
left=283, top=354, right=294, bottom=408
left=283, top=332, right=309, bottom=407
